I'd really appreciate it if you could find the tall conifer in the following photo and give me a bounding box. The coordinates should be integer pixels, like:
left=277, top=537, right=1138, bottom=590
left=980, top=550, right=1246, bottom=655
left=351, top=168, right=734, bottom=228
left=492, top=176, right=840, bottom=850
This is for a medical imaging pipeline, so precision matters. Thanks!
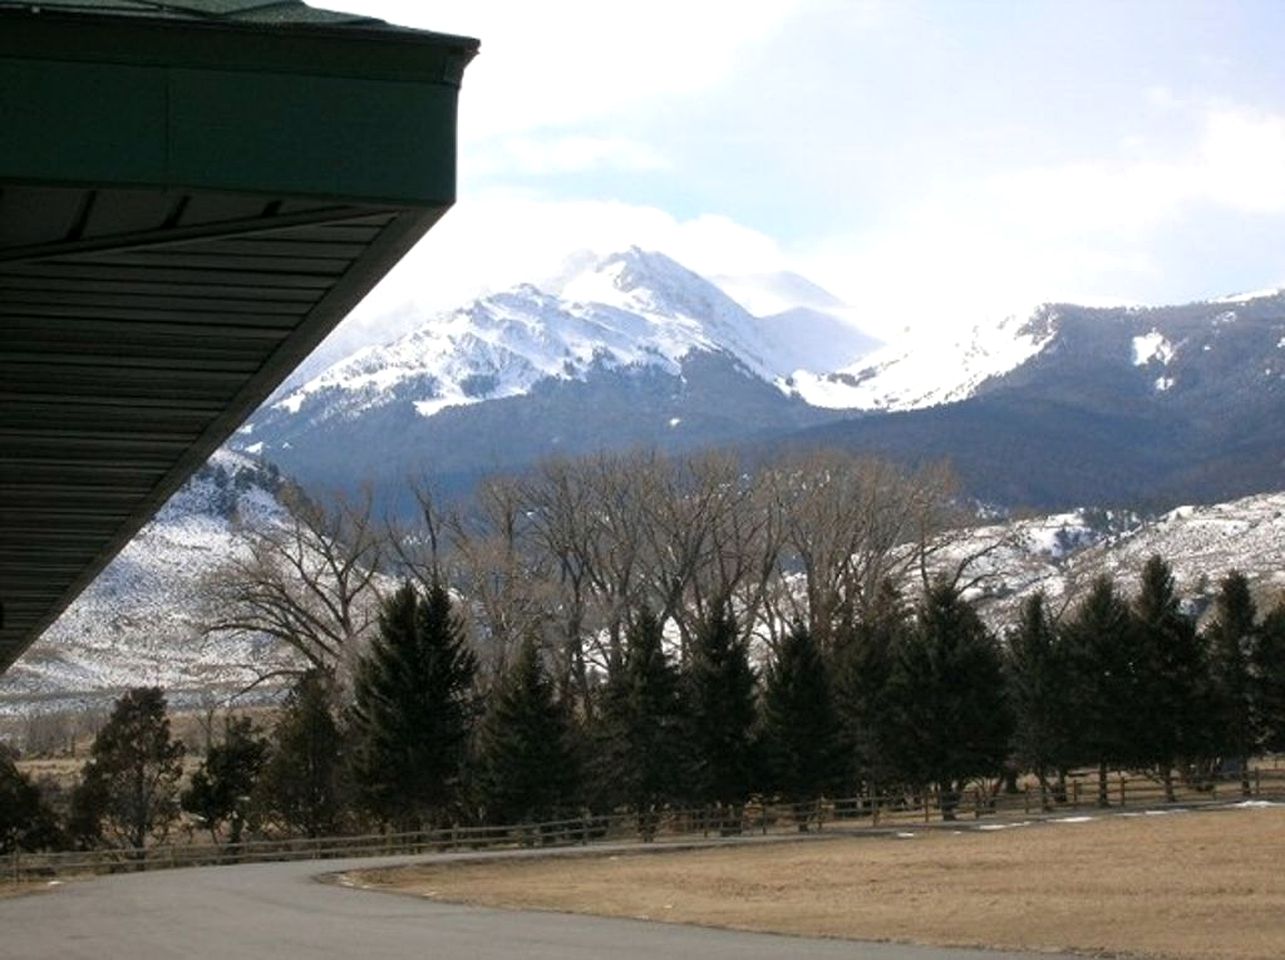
left=760, top=621, right=839, bottom=819
left=476, top=638, right=579, bottom=825
left=350, top=582, right=477, bottom=828
left=1205, top=571, right=1258, bottom=794
left=686, top=601, right=758, bottom=821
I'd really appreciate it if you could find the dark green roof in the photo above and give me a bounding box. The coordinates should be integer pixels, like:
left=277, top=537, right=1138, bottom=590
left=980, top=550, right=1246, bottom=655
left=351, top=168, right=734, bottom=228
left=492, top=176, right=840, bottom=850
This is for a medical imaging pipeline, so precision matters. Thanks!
left=0, top=0, right=384, bottom=27
left=0, top=0, right=474, bottom=673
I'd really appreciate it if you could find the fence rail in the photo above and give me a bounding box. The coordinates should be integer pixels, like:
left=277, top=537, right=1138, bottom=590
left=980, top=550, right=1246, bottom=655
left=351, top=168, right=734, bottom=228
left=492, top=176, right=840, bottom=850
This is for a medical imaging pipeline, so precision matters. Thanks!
left=11, top=767, right=1285, bottom=883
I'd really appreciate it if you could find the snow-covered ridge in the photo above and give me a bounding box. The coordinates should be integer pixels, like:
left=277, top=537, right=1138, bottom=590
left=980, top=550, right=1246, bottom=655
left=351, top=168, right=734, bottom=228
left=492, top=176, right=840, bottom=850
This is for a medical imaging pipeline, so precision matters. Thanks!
left=1211, top=287, right=1285, bottom=304
left=268, top=248, right=878, bottom=424
left=785, top=307, right=1059, bottom=411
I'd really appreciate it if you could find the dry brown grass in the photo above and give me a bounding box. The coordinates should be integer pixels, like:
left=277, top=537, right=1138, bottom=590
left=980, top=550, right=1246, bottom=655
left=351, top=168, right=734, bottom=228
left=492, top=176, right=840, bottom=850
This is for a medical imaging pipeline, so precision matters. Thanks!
left=352, top=806, right=1285, bottom=960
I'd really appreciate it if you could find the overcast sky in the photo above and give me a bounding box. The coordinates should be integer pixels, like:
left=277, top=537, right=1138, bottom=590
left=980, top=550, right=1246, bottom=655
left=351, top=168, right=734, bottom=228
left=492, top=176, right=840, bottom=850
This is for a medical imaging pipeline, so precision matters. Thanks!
left=326, top=0, right=1285, bottom=345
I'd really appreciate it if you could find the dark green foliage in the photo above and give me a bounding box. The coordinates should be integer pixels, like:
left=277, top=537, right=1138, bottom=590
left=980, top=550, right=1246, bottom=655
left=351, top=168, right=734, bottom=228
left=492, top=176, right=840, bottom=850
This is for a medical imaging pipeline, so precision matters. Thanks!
left=69, top=687, right=184, bottom=850
left=349, top=582, right=477, bottom=828
left=1062, top=574, right=1139, bottom=800
left=884, top=581, right=1011, bottom=814
left=685, top=602, right=758, bottom=807
left=1132, top=555, right=1211, bottom=796
left=598, top=608, right=689, bottom=819
left=1204, top=571, right=1258, bottom=787
left=476, top=638, right=579, bottom=824
left=760, top=621, right=839, bottom=804
left=181, top=716, right=268, bottom=845
left=0, top=745, right=61, bottom=853
left=256, top=670, right=346, bottom=838
left=1005, top=593, right=1074, bottom=804
left=1255, top=601, right=1285, bottom=752
left=833, top=580, right=906, bottom=790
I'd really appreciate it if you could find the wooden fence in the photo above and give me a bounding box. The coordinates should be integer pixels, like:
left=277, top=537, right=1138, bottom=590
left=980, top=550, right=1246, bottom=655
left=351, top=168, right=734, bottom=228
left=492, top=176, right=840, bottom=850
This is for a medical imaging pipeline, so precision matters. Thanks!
left=10, top=767, right=1285, bottom=884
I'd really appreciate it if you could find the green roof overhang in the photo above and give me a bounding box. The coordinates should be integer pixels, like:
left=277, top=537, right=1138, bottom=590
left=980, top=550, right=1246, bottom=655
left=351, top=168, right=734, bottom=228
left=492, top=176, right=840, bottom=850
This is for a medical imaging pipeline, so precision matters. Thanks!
left=0, top=1, right=478, bottom=673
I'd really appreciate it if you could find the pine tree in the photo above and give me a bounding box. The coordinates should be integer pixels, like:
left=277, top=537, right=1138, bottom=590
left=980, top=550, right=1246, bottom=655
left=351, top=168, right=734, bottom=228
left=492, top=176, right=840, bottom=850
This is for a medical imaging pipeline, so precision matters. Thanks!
left=256, top=670, right=345, bottom=838
left=349, top=582, right=477, bottom=829
left=1205, top=571, right=1258, bottom=794
left=760, top=621, right=839, bottom=824
left=476, top=638, right=579, bottom=825
left=1062, top=574, right=1137, bottom=806
left=598, top=608, right=689, bottom=834
left=1132, top=555, right=1211, bottom=801
left=69, top=686, right=184, bottom=851
left=884, top=581, right=1011, bottom=820
left=1255, top=600, right=1285, bottom=753
left=685, top=601, right=758, bottom=825
left=833, top=580, right=905, bottom=794
left=181, top=715, right=268, bottom=845
left=1005, top=592, right=1074, bottom=809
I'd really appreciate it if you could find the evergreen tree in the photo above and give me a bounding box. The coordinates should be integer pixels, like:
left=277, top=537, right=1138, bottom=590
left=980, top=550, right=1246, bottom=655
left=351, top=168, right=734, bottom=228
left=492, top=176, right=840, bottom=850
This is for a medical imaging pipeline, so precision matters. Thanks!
left=0, top=745, right=61, bottom=853
left=685, top=601, right=758, bottom=821
left=1005, top=592, right=1074, bottom=808
left=181, top=715, right=268, bottom=845
left=69, top=686, right=184, bottom=851
left=1062, top=574, right=1138, bottom=806
left=256, top=670, right=346, bottom=838
left=1255, top=600, right=1285, bottom=753
left=760, top=620, right=839, bottom=823
left=476, top=638, right=579, bottom=825
left=833, top=580, right=906, bottom=794
left=1132, top=555, right=1211, bottom=801
left=1205, top=571, right=1258, bottom=794
left=598, top=608, right=689, bottom=832
left=884, top=581, right=1011, bottom=820
left=349, top=582, right=477, bottom=828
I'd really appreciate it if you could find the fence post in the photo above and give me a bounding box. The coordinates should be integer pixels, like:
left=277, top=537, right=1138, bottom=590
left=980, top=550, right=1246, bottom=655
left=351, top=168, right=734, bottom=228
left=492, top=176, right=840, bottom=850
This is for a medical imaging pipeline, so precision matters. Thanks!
left=872, top=792, right=880, bottom=827
left=1119, top=777, right=1126, bottom=808
left=1255, top=768, right=1261, bottom=797
left=1072, top=780, right=1080, bottom=808
left=1024, top=786, right=1030, bottom=815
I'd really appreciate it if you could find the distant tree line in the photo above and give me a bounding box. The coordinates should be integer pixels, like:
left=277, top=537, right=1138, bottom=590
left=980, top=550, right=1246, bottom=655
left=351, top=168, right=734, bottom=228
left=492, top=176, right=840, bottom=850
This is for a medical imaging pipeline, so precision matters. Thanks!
left=5, top=449, right=1285, bottom=850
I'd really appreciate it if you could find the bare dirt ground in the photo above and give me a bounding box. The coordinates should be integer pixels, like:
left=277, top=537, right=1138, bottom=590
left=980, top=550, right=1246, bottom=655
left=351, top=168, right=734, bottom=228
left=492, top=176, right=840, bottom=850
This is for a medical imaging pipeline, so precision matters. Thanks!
left=351, top=805, right=1285, bottom=960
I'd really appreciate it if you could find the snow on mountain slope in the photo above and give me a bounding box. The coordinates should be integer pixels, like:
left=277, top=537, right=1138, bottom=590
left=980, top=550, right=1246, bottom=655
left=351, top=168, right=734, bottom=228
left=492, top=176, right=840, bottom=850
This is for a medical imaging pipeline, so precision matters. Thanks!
left=948, top=491, right=1285, bottom=630
left=269, top=248, right=815, bottom=425
left=261, top=249, right=890, bottom=433
left=785, top=306, right=1059, bottom=411
left=0, top=452, right=289, bottom=714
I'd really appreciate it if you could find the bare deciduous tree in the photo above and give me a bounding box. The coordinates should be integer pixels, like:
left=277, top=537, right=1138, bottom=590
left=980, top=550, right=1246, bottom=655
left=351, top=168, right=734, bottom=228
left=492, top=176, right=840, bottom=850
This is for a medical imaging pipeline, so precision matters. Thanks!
left=202, top=486, right=385, bottom=683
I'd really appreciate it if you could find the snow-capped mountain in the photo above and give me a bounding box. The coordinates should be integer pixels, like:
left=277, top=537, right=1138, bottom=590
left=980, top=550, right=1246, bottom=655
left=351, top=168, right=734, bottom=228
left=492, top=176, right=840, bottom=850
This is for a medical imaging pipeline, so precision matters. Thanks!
left=264, top=248, right=873, bottom=427
left=232, top=244, right=1285, bottom=512
left=789, top=288, right=1285, bottom=509
left=233, top=250, right=875, bottom=502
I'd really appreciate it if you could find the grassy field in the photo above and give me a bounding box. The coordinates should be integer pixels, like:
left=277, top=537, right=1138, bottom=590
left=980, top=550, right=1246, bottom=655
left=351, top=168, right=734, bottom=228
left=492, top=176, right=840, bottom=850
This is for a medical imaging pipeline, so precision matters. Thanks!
left=350, top=805, right=1285, bottom=960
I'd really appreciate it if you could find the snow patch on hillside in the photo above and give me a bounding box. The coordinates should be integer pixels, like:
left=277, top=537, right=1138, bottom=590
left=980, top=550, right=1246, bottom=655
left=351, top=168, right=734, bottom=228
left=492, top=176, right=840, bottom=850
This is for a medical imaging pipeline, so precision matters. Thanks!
left=1132, top=330, right=1175, bottom=366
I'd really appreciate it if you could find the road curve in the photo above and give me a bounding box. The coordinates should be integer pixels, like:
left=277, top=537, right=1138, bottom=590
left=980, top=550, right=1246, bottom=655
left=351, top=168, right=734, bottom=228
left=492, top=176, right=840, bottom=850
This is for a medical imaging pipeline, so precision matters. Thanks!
left=1, top=844, right=1075, bottom=960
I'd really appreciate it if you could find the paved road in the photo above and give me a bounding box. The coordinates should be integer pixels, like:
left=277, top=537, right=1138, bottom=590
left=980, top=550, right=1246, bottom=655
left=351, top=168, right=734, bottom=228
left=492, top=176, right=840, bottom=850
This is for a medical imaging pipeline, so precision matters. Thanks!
left=1, top=845, right=1075, bottom=960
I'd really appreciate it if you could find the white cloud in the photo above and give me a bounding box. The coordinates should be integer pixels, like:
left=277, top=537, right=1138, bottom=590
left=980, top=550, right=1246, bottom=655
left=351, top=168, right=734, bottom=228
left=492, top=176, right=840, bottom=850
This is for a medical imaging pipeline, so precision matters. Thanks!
left=332, top=192, right=790, bottom=346
left=1198, top=107, right=1285, bottom=214
left=329, top=1, right=809, bottom=141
